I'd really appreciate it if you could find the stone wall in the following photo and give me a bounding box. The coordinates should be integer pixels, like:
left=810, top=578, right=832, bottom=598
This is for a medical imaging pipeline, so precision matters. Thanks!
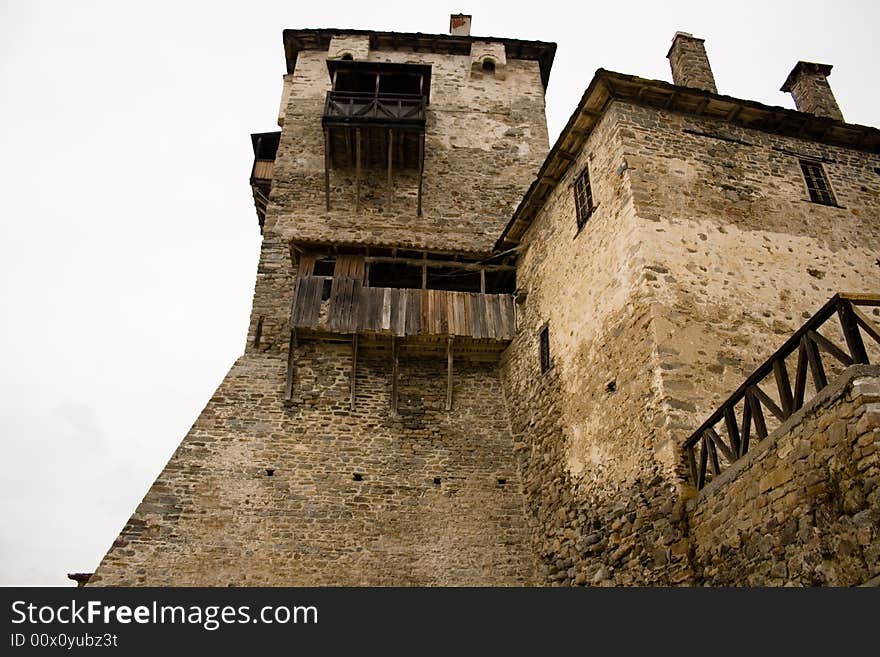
left=500, top=105, right=694, bottom=586
left=689, top=366, right=880, bottom=586
left=266, top=45, right=549, bottom=255
left=89, top=346, right=536, bottom=586
left=617, top=100, right=880, bottom=473
left=501, top=96, right=880, bottom=586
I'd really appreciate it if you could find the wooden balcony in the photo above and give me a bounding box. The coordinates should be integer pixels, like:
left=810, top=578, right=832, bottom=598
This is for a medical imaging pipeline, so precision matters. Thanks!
left=322, top=91, right=426, bottom=129
left=250, top=131, right=280, bottom=234
left=291, top=278, right=515, bottom=342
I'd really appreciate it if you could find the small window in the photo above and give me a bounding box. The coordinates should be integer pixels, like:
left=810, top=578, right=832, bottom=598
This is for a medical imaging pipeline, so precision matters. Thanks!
left=574, top=167, right=594, bottom=229
left=539, top=325, right=551, bottom=374
left=482, top=58, right=496, bottom=74
left=800, top=160, right=836, bottom=206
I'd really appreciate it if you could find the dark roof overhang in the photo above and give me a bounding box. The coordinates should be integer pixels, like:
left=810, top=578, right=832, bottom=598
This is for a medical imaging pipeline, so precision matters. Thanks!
left=283, top=28, right=556, bottom=89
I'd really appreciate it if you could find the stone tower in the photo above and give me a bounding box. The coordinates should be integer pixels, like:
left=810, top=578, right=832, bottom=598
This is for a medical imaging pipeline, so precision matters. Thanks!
left=86, top=20, right=880, bottom=587
left=88, top=18, right=556, bottom=586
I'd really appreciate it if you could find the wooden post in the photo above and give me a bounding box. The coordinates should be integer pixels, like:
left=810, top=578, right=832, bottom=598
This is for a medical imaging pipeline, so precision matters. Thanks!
left=391, top=336, right=399, bottom=414
left=837, top=300, right=869, bottom=364
left=480, top=269, right=486, bottom=294
left=355, top=127, right=361, bottom=213
left=773, top=359, right=794, bottom=418
left=323, top=128, right=331, bottom=211
left=387, top=128, right=394, bottom=208
left=284, top=329, right=297, bottom=401
left=422, top=252, right=427, bottom=289
left=724, top=405, right=741, bottom=457
left=686, top=445, right=698, bottom=488
left=417, top=131, right=425, bottom=217
left=446, top=337, right=453, bottom=411
left=348, top=334, right=358, bottom=410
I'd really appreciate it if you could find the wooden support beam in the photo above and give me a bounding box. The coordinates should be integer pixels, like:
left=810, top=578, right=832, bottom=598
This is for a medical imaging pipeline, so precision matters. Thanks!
left=705, top=426, right=735, bottom=464
left=323, top=128, right=331, bottom=211
left=686, top=445, right=698, bottom=488
left=803, top=335, right=828, bottom=392
left=850, top=303, right=880, bottom=346
left=707, top=435, right=722, bottom=475
left=773, top=359, right=795, bottom=418
left=480, top=269, right=486, bottom=294
left=724, top=405, right=741, bottom=457
left=387, top=128, right=394, bottom=208
left=391, top=336, right=399, bottom=414
left=794, top=340, right=808, bottom=411
left=446, top=337, right=453, bottom=411
left=355, top=127, right=362, bottom=213
left=807, top=329, right=854, bottom=366
left=739, top=397, right=752, bottom=458
left=422, top=253, right=427, bottom=289
left=747, top=388, right=768, bottom=440
left=837, top=300, right=870, bottom=364
left=750, top=384, right=786, bottom=423
left=284, top=329, right=297, bottom=401
left=697, top=436, right=708, bottom=489
left=350, top=334, right=358, bottom=411
left=417, top=131, right=425, bottom=217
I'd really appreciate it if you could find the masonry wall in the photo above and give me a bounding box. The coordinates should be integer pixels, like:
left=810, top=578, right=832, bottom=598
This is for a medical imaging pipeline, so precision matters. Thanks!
left=89, top=347, right=536, bottom=586
left=501, top=98, right=880, bottom=586
left=689, top=366, right=880, bottom=586
left=267, top=46, right=550, bottom=254
left=500, top=104, right=694, bottom=586
left=617, top=101, right=880, bottom=466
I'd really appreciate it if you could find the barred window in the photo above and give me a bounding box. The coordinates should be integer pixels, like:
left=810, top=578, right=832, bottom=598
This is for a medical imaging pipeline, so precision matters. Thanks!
left=574, top=167, right=594, bottom=229
left=539, top=325, right=551, bottom=374
left=800, top=160, right=836, bottom=206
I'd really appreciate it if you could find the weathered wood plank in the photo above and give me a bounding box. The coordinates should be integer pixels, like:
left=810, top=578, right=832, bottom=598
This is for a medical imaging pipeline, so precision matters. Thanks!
left=381, top=288, right=392, bottom=331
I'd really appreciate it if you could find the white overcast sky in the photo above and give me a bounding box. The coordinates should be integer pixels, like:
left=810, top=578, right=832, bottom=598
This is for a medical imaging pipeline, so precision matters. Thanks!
left=1, top=0, right=877, bottom=586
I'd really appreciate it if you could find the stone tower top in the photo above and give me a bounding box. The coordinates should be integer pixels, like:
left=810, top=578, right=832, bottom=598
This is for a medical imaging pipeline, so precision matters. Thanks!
left=781, top=61, right=843, bottom=121
left=666, top=31, right=717, bottom=94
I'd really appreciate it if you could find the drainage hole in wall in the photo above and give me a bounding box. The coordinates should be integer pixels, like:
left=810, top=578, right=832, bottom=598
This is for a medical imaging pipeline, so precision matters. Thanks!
left=497, top=478, right=506, bottom=486
left=353, top=473, right=363, bottom=481
left=605, top=380, right=617, bottom=393
left=433, top=477, right=442, bottom=485
left=265, top=468, right=275, bottom=477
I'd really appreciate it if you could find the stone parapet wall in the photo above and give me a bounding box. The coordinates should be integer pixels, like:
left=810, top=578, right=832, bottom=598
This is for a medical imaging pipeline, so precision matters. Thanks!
left=689, top=365, right=880, bottom=586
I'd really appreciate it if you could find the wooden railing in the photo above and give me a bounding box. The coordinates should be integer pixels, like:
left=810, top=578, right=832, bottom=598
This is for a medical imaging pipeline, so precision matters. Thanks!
left=683, top=293, right=880, bottom=490
left=322, top=91, right=426, bottom=126
left=291, top=277, right=515, bottom=341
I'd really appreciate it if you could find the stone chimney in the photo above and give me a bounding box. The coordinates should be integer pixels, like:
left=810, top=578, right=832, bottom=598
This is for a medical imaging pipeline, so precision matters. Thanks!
left=781, top=61, right=843, bottom=121
left=450, top=14, right=472, bottom=36
left=666, top=31, right=717, bottom=94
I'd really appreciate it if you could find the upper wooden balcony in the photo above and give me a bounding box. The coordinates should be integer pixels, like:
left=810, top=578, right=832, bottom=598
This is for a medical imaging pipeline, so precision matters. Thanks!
left=322, top=91, right=426, bottom=129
